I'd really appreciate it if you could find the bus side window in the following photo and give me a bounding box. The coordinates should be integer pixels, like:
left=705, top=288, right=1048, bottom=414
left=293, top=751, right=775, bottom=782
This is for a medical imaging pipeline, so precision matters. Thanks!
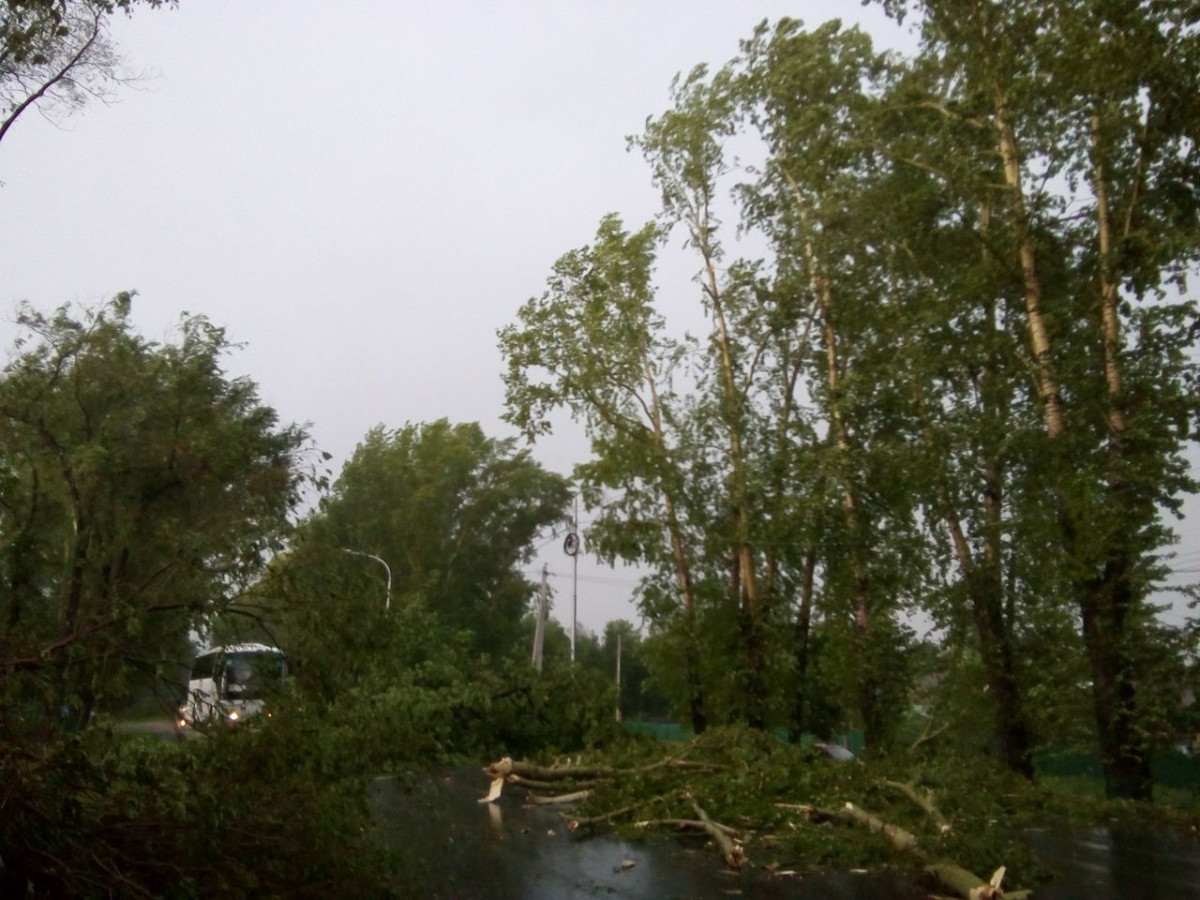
left=192, top=653, right=217, bottom=681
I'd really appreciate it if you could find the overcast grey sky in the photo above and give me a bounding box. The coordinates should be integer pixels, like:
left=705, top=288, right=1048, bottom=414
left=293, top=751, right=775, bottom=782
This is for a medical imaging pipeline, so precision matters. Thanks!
left=1, top=2, right=1193, bottom=634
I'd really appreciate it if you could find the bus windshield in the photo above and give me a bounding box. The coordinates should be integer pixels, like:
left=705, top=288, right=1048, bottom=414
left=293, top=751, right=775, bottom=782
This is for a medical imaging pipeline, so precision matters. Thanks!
left=222, top=650, right=285, bottom=700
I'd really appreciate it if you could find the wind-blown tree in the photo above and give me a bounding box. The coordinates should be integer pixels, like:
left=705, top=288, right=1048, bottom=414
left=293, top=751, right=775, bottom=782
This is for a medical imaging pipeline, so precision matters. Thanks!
left=282, top=420, right=570, bottom=664
left=500, top=216, right=713, bottom=731
left=738, top=15, right=1042, bottom=771
left=0, top=297, right=308, bottom=732
left=504, top=46, right=917, bottom=743
left=502, top=6, right=1197, bottom=777
left=729, top=19, right=930, bottom=749
left=634, top=66, right=844, bottom=734
left=878, top=0, right=1200, bottom=798
left=0, top=0, right=169, bottom=148
left=632, top=67, right=773, bottom=728
left=878, top=148, right=1047, bottom=777
left=859, top=45, right=1069, bottom=777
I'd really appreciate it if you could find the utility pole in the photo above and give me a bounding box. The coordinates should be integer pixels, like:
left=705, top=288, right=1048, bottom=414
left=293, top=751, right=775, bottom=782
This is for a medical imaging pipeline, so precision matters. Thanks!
left=532, top=563, right=548, bottom=673
left=615, top=631, right=622, bottom=722
left=562, top=498, right=581, bottom=665
left=571, top=495, right=579, bottom=664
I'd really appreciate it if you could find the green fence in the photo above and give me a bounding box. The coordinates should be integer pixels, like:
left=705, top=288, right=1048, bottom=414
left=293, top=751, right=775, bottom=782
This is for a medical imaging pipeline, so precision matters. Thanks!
left=623, top=724, right=1198, bottom=791
left=622, top=720, right=864, bottom=754
left=622, top=720, right=692, bottom=741
left=1035, top=748, right=1200, bottom=792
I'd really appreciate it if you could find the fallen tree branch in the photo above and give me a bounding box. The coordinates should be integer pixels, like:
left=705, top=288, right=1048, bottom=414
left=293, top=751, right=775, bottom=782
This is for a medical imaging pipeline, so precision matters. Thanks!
left=689, top=796, right=745, bottom=869
left=840, top=802, right=922, bottom=855
left=883, top=779, right=950, bottom=833
left=485, top=757, right=613, bottom=782
left=775, top=802, right=1025, bottom=900
left=633, top=817, right=740, bottom=838
left=909, top=719, right=951, bottom=752
left=778, top=803, right=920, bottom=854
left=483, top=748, right=721, bottom=786
left=926, top=863, right=1029, bottom=900
left=566, top=791, right=678, bottom=832
left=525, top=789, right=592, bottom=807
left=505, top=774, right=604, bottom=793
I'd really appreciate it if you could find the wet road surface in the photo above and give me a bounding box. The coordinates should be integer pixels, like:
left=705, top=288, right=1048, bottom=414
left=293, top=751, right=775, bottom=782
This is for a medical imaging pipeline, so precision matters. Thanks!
left=369, top=769, right=926, bottom=900
left=1031, top=826, right=1200, bottom=900
left=369, top=768, right=1200, bottom=900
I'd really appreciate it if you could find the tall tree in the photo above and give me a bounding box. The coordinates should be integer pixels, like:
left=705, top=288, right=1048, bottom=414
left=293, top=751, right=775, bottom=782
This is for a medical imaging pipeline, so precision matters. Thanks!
left=500, top=216, right=713, bottom=731
left=0, top=297, right=307, bottom=731
left=882, top=0, right=1200, bottom=796
left=633, top=64, right=828, bottom=731
left=502, top=8, right=1197, bottom=772
left=735, top=19, right=927, bottom=749
left=785, top=30, right=1050, bottom=774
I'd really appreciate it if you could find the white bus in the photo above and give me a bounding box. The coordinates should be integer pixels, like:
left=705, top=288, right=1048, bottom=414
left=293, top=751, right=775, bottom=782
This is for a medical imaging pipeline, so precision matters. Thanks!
left=177, top=643, right=286, bottom=733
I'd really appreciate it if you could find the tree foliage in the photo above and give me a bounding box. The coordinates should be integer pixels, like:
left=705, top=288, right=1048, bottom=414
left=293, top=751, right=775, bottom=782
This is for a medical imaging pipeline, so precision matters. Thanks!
left=275, top=419, right=571, bottom=662
left=0, top=0, right=171, bottom=147
left=0, top=724, right=399, bottom=899
left=0, top=297, right=309, bottom=732
left=499, top=4, right=1200, bottom=796
left=874, top=0, right=1200, bottom=798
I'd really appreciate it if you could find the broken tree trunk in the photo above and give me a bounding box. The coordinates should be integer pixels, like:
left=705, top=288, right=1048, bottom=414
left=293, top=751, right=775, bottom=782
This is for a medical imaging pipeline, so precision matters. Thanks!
left=775, top=802, right=1025, bottom=900
left=882, top=779, right=950, bottom=833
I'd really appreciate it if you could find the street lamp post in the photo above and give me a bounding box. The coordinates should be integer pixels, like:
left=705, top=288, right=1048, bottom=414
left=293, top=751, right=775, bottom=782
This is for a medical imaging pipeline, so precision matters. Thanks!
left=342, top=549, right=392, bottom=611
left=564, top=495, right=580, bottom=664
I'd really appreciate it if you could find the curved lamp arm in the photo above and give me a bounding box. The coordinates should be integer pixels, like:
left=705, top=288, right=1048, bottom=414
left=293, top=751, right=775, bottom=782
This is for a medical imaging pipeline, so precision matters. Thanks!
left=341, top=549, right=392, bottom=611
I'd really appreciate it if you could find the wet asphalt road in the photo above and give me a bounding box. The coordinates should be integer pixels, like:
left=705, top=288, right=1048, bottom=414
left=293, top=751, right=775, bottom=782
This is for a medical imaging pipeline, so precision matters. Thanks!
left=368, top=769, right=927, bottom=900
left=369, top=769, right=1200, bottom=900
left=114, top=717, right=179, bottom=740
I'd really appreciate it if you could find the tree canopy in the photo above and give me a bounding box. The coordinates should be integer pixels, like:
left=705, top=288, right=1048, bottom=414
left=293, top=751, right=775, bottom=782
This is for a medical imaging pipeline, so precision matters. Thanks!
left=276, top=419, right=571, bottom=663
left=0, top=296, right=308, bottom=732
left=500, top=1, right=1200, bottom=798
left=0, top=0, right=171, bottom=147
